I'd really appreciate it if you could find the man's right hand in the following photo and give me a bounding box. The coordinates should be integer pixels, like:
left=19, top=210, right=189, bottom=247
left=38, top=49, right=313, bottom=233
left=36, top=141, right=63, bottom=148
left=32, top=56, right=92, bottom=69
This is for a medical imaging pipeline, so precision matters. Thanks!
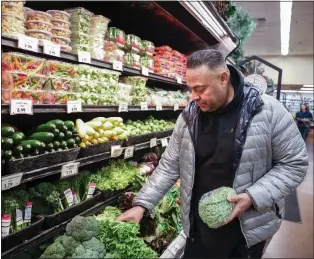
left=116, top=206, right=145, bottom=224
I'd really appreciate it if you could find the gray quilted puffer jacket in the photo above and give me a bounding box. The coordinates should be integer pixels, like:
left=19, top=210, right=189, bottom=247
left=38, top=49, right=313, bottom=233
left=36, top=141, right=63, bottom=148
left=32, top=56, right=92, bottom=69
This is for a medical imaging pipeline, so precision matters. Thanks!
left=134, top=84, right=308, bottom=248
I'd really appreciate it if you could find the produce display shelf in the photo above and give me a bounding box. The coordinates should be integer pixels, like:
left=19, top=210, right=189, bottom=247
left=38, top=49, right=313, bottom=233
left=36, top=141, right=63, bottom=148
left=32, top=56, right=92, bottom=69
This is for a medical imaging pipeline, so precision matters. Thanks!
left=1, top=104, right=185, bottom=114
left=2, top=138, right=169, bottom=187
left=1, top=36, right=188, bottom=90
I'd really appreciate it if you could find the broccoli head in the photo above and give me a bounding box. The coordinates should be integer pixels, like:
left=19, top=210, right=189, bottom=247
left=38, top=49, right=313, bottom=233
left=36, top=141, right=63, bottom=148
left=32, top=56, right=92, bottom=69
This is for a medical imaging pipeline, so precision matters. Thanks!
left=66, top=216, right=99, bottom=242
left=55, top=234, right=80, bottom=256
left=71, top=245, right=99, bottom=258
left=39, top=241, right=66, bottom=259
left=82, top=237, right=105, bottom=258
left=46, top=191, right=63, bottom=214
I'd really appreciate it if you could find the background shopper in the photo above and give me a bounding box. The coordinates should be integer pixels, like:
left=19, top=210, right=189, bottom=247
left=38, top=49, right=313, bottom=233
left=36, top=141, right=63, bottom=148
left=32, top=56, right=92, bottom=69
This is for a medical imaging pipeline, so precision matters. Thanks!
left=296, top=104, right=313, bottom=141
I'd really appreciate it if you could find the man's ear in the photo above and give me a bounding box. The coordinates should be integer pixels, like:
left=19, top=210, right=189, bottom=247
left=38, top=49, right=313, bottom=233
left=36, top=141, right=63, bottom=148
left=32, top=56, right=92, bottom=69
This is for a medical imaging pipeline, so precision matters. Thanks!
left=219, top=71, right=229, bottom=85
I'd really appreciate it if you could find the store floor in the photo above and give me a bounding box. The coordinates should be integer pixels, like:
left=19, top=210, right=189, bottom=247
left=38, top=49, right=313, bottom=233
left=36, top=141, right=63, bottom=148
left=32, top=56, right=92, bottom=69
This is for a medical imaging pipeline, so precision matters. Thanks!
left=263, top=131, right=314, bottom=258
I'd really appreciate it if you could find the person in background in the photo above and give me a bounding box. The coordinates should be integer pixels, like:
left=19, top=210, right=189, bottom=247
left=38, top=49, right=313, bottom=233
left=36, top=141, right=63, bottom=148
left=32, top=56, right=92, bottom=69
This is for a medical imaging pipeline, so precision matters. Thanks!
left=296, top=104, right=313, bottom=141
left=117, top=49, right=308, bottom=258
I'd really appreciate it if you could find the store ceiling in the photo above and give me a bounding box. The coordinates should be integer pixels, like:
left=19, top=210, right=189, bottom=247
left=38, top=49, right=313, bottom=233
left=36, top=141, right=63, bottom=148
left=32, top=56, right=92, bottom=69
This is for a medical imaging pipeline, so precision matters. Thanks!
left=237, top=1, right=314, bottom=56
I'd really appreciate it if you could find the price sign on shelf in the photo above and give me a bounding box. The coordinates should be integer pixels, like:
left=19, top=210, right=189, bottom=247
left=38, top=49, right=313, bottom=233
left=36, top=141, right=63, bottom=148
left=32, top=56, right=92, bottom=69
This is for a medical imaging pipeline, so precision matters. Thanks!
left=150, top=138, right=157, bottom=148
left=168, top=241, right=182, bottom=256
left=141, top=67, right=149, bottom=76
left=124, top=146, right=135, bottom=159
left=112, top=61, right=123, bottom=71
left=118, top=102, right=128, bottom=112
left=61, top=162, right=80, bottom=179
left=67, top=100, right=82, bottom=114
left=78, top=51, right=91, bottom=63
left=161, top=138, right=168, bottom=147
left=2, top=173, right=23, bottom=191
left=141, top=102, right=148, bottom=111
left=10, top=99, right=33, bottom=115
left=176, top=76, right=182, bottom=84
left=174, top=103, right=179, bottom=111
left=156, top=104, right=163, bottom=111
left=43, top=40, right=61, bottom=57
left=18, top=35, right=38, bottom=52
left=111, top=145, right=123, bottom=158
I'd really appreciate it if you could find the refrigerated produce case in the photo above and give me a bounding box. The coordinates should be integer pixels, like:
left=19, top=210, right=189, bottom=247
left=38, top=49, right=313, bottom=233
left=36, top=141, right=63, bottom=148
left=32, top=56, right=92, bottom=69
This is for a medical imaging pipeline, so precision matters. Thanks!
left=1, top=1, right=236, bottom=258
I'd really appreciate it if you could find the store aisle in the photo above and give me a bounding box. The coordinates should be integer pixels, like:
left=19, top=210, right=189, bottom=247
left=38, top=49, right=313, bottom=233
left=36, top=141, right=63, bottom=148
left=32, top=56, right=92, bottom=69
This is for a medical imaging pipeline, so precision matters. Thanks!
left=263, top=132, right=314, bottom=258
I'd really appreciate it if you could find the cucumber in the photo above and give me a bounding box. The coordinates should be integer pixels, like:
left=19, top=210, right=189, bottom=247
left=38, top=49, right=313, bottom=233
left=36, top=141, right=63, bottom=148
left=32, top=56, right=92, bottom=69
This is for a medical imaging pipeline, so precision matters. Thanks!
left=73, top=143, right=78, bottom=148
left=29, top=132, right=54, bottom=143
left=72, top=128, right=78, bottom=135
left=2, top=137, right=14, bottom=149
left=3, top=150, right=12, bottom=160
left=60, top=125, right=68, bottom=134
left=74, top=136, right=81, bottom=144
left=2, top=126, right=15, bottom=137
left=64, top=121, right=74, bottom=130
left=36, top=124, right=56, bottom=133
left=21, top=140, right=44, bottom=150
left=32, top=149, right=40, bottom=156
left=66, top=138, right=75, bottom=148
left=53, top=128, right=60, bottom=137
left=13, top=145, right=23, bottom=155
left=60, top=141, right=67, bottom=149
left=46, top=143, right=54, bottom=149
left=65, top=131, right=72, bottom=139
left=22, top=144, right=32, bottom=153
left=12, top=132, right=25, bottom=145
left=53, top=141, right=60, bottom=149
left=57, top=132, right=65, bottom=140
left=57, top=148, right=64, bottom=152
left=47, top=119, right=65, bottom=130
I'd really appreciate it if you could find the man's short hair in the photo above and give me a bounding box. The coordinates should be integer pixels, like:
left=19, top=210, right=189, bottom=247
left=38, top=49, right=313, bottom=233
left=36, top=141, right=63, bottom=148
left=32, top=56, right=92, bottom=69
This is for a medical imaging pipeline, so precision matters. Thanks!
left=187, top=49, right=227, bottom=70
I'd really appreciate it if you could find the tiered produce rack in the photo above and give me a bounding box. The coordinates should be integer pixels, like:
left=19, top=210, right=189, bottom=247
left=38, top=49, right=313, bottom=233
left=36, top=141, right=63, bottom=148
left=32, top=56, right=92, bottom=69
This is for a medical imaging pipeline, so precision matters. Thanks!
left=1, top=1, right=236, bottom=259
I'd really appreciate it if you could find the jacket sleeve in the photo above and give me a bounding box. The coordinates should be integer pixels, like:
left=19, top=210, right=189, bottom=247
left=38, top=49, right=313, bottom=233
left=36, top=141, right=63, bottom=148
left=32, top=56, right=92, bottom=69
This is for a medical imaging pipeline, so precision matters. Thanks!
left=246, top=100, right=308, bottom=212
left=133, top=114, right=184, bottom=210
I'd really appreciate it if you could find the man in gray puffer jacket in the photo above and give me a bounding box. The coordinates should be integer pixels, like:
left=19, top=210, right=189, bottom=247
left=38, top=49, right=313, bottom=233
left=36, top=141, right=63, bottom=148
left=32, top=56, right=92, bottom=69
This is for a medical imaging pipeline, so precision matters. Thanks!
left=117, top=50, right=308, bottom=258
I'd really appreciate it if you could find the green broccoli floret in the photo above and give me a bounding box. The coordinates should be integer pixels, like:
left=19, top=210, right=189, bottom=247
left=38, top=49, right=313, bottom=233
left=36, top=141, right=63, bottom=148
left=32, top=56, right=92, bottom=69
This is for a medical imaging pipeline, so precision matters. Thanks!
left=66, top=216, right=99, bottom=242
left=82, top=237, right=105, bottom=258
left=71, top=245, right=99, bottom=258
left=10, top=188, right=30, bottom=208
left=30, top=182, right=56, bottom=199
left=39, top=241, right=66, bottom=259
left=55, top=234, right=80, bottom=256
left=46, top=191, right=63, bottom=214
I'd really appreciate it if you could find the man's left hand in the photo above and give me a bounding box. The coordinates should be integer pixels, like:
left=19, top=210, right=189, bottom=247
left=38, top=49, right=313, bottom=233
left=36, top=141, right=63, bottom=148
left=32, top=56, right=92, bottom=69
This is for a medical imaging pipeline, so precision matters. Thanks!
left=224, top=193, right=252, bottom=225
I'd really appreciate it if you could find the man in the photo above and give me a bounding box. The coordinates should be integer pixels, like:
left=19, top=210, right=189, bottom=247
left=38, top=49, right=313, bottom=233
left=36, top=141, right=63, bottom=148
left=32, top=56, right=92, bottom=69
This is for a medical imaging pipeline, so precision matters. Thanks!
left=117, top=50, right=308, bottom=258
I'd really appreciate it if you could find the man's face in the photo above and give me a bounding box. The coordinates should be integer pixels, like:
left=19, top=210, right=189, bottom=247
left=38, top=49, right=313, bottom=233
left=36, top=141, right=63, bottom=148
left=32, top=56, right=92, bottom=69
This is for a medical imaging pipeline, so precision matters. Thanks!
left=187, top=65, right=230, bottom=112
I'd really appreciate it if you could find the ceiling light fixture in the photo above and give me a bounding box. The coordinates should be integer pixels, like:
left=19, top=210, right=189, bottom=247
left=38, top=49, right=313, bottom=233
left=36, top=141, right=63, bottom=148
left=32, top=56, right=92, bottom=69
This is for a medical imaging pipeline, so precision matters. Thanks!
left=303, top=84, right=313, bottom=88
left=280, top=1, right=293, bottom=55
left=300, top=88, right=314, bottom=91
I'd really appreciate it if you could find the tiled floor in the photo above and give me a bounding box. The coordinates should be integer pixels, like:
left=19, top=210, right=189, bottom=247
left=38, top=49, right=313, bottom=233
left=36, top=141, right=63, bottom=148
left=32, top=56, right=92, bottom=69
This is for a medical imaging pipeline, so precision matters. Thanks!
left=263, top=131, right=314, bottom=258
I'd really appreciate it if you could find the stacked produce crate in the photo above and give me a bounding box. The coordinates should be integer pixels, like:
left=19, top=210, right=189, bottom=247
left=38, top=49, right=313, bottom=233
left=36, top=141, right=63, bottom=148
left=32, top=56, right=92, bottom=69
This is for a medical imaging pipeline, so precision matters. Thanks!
left=90, top=15, right=110, bottom=60
left=1, top=1, right=25, bottom=38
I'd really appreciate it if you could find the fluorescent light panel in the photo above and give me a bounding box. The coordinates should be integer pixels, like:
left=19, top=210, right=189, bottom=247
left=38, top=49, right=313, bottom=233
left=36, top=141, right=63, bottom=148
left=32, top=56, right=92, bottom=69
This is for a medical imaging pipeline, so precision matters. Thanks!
left=280, top=1, right=293, bottom=55
left=303, top=85, right=313, bottom=88
left=300, top=88, right=314, bottom=91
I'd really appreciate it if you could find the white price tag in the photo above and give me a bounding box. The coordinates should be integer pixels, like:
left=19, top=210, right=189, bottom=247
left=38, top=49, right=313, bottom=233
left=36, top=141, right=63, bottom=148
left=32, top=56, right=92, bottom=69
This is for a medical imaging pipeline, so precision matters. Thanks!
left=10, top=99, right=33, bottom=115
left=141, top=102, right=148, bottom=110
left=141, top=67, right=149, bottom=76
left=2, top=173, right=23, bottom=190
left=61, top=162, right=80, bottom=179
left=1, top=215, right=11, bottom=237
left=174, top=103, right=179, bottom=111
left=73, top=192, right=79, bottom=205
left=24, top=202, right=32, bottom=222
left=67, top=100, right=82, bottom=114
left=16, top=209, right=23, bottom=226
left=43, top=40, right=60, bottom=57
left=156, top=104, right=163, bottom=111
left=64, top=189, right=74, bottom=207
left=87, top=183, right=96, bottom=199
left=78, top=51, right=91, bottom=63
left=150, top=138, right=157, bottom=148
left=111, top=145, right=123, bottom=158
left=124, top=146, right=134, bottom=159
left=113, top=61, right=123, bottom=71
left=18, top=35, right=38, bottom=52
left=118, top=103, right=128, bottom=112
left=161, top=138, right=168, bottom=147
left=176, top=76, right=182, bottom=84
left=168, top=242, right=182, bottom=255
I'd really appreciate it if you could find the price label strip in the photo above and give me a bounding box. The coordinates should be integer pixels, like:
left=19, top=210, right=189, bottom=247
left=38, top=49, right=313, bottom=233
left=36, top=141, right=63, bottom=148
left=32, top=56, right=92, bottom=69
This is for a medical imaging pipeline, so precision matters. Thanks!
left=111, top=145, right=123, bottom=158
left=176, top=76, right=182, bottom=84
left=18, top=35, right=38, bottom=52
left=64, top=189, right=74, bottom=207
left=118, top=102, right=128, bottom=112
left=16, top=209, right=24, bottom=226
left=2, top=173, right=23, bottom=191
left=67, top=100, right=82, bottom=114
left=1, top=215, right=11, bottom=237
left=124, top=146, right=135, bottom=159
left=141, top=67, right=149, bottom=76
left=61, top=162, right=80, bottom=179
left=87, top=183, right=96, bottom=199
left=113, top=61, right=123, bottom=71
left=168, top=241, right=183, bottom=256
left=24, top=202, right=32, bottom=223
left=174, top=103, right=179, bottom=111
left=156, top=104, right=163, bottom=111
left=10, top=99, right=33, bottom=115
left=161, top=138, right=168, bottom=147
left=150, top=138, right=157, bottom=148
left=43, top=40, right=61, bottom=57
left=141, top=102, right=148, bottom=111
left=78, top=51, right=91, bottom=63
